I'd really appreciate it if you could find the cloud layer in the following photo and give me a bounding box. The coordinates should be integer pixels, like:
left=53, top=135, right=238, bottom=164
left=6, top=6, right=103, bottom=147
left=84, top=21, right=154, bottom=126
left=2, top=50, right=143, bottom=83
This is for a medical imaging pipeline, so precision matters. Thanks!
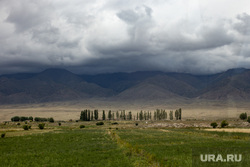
left=1, top=0, right=250, bottom=74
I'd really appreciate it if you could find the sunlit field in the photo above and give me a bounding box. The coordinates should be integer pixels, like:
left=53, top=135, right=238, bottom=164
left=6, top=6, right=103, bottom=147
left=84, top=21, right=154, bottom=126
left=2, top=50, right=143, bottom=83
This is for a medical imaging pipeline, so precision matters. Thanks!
left=1, top=120, right=249, bottom=167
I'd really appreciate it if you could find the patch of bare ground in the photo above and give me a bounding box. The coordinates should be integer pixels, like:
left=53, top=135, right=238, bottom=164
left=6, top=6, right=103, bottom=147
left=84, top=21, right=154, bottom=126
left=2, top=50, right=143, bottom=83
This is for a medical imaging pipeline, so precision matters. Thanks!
left=204, top=128, right=250, bottom=133
left=159, top=129, right=170, bottom=132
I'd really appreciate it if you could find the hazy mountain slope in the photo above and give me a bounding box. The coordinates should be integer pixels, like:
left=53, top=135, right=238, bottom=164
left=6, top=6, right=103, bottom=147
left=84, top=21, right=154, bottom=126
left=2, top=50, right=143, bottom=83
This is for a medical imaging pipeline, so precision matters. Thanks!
left=0, top=69, right=114, bottom=104
left=1, top=68, right=250, bottom=104
left=198, top=69, right=250, bottom=100
left=80, top=71, right=164, bottom=92
left=142, top=74, right=198, bottom=97
left=117, top=82, right=180, bottom=100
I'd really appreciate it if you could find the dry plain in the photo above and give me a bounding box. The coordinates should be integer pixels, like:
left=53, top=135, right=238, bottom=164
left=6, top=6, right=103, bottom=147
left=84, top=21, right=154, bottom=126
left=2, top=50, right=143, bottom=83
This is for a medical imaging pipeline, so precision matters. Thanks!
left=0, top=99, right=250, bottom=123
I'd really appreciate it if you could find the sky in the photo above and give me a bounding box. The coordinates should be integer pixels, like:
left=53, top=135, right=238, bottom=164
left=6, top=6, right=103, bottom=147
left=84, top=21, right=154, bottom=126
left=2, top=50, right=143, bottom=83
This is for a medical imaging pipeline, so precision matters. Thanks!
left=0, top=0, right=250, bottom=75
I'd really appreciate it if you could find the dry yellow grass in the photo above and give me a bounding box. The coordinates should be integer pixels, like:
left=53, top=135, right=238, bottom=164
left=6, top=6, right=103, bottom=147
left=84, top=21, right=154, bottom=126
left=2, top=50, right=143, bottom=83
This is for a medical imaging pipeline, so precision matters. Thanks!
left=204, top=128, right=250, bottom=133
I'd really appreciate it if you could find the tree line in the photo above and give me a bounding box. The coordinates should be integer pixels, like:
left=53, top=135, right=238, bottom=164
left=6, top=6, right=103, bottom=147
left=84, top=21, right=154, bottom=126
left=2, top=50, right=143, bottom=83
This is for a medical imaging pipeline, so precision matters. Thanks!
left=11, top=116, right=54, bottom=123
left=80, top=108, right=182, bottom=121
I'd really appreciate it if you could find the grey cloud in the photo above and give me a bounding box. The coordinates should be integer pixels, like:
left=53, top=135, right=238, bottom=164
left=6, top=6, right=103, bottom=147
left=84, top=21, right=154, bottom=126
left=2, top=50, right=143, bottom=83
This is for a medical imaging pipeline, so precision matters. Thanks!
left=5, top=1, right=52, bottom=33
left=234, top=13, right=250, bottom=35
left=31, top=26, right=60, bottom=44
left=0, top=0, right=250, bottom=75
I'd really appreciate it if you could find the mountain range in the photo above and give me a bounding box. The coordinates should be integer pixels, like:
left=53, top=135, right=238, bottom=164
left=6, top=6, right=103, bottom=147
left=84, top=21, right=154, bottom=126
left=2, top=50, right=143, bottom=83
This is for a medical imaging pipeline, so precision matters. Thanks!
left=0, top=68, right=250, bottom=104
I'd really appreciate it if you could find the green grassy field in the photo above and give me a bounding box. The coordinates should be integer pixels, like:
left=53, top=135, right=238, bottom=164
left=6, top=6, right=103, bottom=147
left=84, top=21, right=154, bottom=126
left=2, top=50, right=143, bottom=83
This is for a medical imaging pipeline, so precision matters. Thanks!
left=0, top=121, right=250, bottom=167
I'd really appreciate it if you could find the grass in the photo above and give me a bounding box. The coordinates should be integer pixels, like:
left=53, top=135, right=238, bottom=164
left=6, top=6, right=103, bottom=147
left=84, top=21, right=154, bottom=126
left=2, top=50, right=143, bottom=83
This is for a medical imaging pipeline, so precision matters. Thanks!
left=0, top=129, right=137, bottom=167
left=116, top=128, right=250, bottom=166
left=0, top=121, right=250, bottom=166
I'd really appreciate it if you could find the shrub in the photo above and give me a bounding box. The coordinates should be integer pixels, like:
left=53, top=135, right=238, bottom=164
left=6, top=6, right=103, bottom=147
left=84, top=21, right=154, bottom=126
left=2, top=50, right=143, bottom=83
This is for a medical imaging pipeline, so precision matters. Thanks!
left=96, top=122, right=104, bottom=126
left=17, top=123, right=21, bottom=126
left=247, top=116, right=250, bottom=123
left=210, top=122, right=218, bottom=128
left=112, top=122, right=118, bottom=125
left=35, top=117, right=48, bottom=122
left=20, top=117, right=29, bottom=122
left=23, top=125, right=29, bottom=130
left=1, top=133, right=5, bottom=138
left=25, top=121, right=28, bottom=124
left=239, top=113, right=247, bottom=120
left=58, top=122, right=61, bottom=126
left=11, top=116, right=20, bottom=122
left=135, top=123, right=138, bottom=126
left=80, top=125, right=85, bottom=128
left=221, top=120, right=229, bottom=128
left=38, top=123, right=45, bottom=129
left=48, top=117, right=54, bottom=123
left=28, top=116, right=33, bottom=121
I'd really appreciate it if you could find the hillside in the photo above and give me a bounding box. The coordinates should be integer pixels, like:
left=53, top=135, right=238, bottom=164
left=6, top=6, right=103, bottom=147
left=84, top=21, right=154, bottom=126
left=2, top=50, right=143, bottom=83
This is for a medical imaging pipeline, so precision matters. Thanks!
left=0, top=68, right=250, bottom=104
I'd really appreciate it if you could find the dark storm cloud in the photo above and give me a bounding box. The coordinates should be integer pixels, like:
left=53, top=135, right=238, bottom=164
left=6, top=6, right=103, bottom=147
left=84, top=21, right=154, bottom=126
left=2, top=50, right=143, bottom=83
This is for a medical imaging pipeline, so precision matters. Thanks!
left=0, top=0, right=250, bottom=75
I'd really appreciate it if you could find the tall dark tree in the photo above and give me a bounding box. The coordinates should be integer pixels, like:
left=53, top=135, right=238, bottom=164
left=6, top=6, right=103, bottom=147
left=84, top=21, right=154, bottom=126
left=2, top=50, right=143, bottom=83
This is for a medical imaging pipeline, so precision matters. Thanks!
left=87, top=110, right=90, bottom=121
left=116, top=111, right=119, bottom=120
left=80, top=110, right=86, bottom=121
left=94, top=109, right=99, bottom=120
left=175, top=110, right=179, bottom=120
left=102, top=110, right=106, bottom=120
left=178, top=108, right=182, bottom=120
left=91, top=111, right=94, bottom=121
left=128, top=111, right=132, bottom=120
left=108, top=110, right=112, bottom=120
left=169, top=111, right=173, bottom=120
left=139, top=110, right=143, bottom=120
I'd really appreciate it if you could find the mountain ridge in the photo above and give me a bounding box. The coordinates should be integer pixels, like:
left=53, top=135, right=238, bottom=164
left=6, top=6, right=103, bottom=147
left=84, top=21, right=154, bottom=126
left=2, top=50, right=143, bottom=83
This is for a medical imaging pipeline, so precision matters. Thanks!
left=0, top=68, right=250, bottom=104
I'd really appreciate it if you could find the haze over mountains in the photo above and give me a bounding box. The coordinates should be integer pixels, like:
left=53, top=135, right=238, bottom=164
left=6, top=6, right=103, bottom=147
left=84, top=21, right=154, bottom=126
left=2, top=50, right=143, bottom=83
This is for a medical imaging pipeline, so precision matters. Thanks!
left=0, top=68, right=250, bottom=104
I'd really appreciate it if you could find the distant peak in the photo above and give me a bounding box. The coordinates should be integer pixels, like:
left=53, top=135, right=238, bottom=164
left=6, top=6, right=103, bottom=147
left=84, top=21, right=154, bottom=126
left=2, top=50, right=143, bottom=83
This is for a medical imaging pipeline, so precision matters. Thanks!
left=41, top=68, right=72, bottom=73
left=225, top=68, right=246, bottom=74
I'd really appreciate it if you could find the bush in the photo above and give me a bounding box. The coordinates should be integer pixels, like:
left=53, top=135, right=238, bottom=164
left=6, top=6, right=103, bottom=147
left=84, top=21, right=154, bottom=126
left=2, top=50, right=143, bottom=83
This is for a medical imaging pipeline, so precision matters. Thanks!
left=221, top=120, right=229, bottom=128
left=17, top=123, right=21, bottom=126
left=28, top=116, right=33, bottom=121
left=38, top=123, right=45, bottom=129
left=247, top=116, right=250, bottom=123
left=23, top=125, right=29, bottom=130
left=112, top=122, right=118, bottom=125
left=96, top=122, right=104, bottom=126
left=239, top=113, right=247, bottom=120
left=58, top=122, right=61, bottom=126
left=11, top=116, right=20, bottom=122
left=20, top=117, right=29, bottom=122
left=35, top=117, right=48, bottom=122
left=135, top=123, right=138, bottom=126
left=80, top=125, right=85, bottom=128
left=210, top=122, right=218, bottom=128
left=48, top=117, right=54, bottom=123
left=1, top=133, right=5, bottom=138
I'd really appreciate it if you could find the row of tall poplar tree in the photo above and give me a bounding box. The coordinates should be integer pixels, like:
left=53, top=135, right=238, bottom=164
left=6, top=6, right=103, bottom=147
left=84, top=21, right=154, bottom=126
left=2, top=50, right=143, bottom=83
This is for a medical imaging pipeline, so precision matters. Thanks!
left=80, top=108, right=182, bottom=121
